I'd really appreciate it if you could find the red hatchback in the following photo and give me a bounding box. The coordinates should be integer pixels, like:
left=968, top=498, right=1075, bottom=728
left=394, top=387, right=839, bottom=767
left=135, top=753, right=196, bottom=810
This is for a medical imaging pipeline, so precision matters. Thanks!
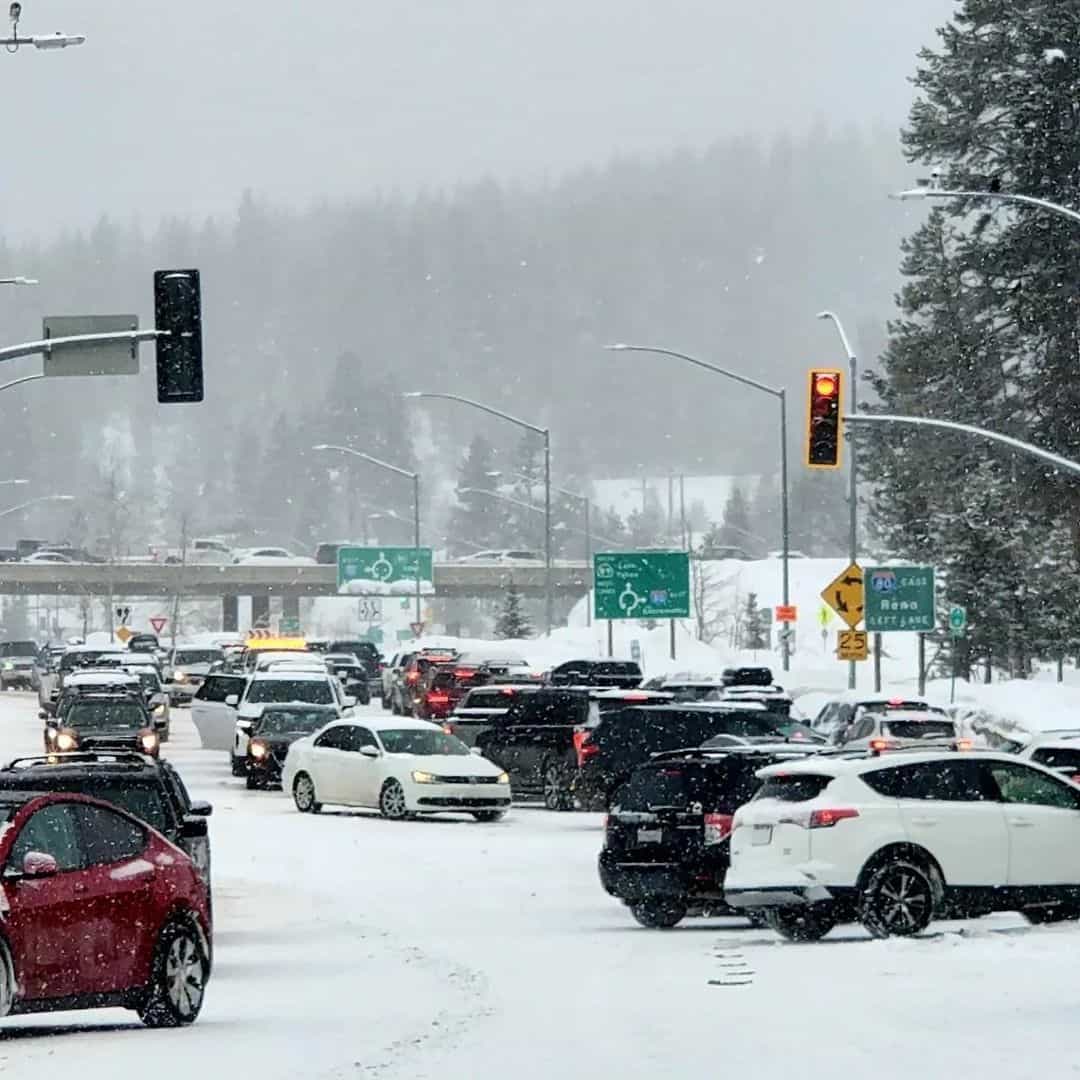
left=0, top=790, right=211, bottom=1027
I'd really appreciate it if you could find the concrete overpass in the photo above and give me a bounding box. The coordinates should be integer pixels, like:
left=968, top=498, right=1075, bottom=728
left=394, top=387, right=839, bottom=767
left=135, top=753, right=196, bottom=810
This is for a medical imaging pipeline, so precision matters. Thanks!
left=0, top=561, right=592, bottom=630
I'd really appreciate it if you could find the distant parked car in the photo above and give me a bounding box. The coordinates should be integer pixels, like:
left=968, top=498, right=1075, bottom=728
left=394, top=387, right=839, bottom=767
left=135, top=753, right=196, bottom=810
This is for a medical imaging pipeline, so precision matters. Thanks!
left=454, top=549, right=544, bottom=564
left=0, top=639, right=40, bottom=690
left=234, top=547, right=317, bottom=566
left=21, top=551, right=74, bottom=564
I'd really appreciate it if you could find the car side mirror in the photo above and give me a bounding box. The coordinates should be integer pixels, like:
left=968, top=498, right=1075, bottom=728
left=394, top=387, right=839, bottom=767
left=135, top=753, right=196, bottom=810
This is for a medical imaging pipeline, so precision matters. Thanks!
left=237, top=719, right=254, bottom=732
left=343, top=695, right=357, bottom=708
left=37, top=710, right=48, bottom=721
left=22, top=851, right=58, bottom=878
left=188, top=800, right=213, bottom=817
left=359, top=745, right=379, bottom=759
left=225, top=694, right=239, bottom=707
left=181, top=816, right=209, bottom=839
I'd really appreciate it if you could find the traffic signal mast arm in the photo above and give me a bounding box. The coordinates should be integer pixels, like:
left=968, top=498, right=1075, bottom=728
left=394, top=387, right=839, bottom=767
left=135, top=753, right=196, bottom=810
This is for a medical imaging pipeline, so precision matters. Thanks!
left=844, top=414, right=1080, bottom=478
left=0, top=329, right=165, bottom=366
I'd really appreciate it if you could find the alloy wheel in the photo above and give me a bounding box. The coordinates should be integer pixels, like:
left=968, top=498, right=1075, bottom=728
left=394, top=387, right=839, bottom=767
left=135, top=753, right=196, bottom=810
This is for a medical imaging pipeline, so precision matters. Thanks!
left=165, top=932, right=206, bottom=1019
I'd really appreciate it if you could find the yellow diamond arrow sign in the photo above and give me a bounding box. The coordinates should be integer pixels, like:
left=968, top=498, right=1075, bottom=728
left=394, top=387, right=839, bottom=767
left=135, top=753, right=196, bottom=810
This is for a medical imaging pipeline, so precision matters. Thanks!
left=821, top=562, right=864, bottom=629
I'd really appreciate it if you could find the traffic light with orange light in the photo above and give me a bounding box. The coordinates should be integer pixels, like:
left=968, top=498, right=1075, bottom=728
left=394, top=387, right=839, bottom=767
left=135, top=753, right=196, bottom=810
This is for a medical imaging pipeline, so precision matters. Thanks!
left=806, top=368, right=842, bottom=468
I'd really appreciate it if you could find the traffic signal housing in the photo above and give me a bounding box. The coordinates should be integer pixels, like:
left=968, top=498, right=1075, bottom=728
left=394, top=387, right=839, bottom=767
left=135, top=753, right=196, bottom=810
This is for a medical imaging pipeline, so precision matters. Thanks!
left=154, top=268, right=203, bottom=403
left=806, top=368, right=842, bottom=468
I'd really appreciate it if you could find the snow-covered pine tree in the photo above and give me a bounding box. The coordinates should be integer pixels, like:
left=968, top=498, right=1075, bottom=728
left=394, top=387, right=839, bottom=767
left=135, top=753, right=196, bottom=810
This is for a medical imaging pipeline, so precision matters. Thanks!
left=742, top=593, right=769, bottom=651
left=494, top=583, right=532, bottom=639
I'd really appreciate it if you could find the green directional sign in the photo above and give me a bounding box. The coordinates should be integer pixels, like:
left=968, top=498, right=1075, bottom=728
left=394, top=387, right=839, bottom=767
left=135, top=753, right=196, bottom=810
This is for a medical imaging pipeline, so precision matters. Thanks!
left=864, top=565, right=936, bottom=633
left=948, top=605, right=967, bottom=638
left=337, top=546, right=434, bottom=595
left=594, top=551, right=691, bottom=621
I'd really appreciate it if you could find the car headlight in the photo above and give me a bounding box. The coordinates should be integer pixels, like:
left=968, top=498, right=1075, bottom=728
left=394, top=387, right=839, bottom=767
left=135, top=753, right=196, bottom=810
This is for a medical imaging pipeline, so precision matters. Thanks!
left=175, top=671, right=189, bottom=683
left=153, top=703, right=166, bottom=716
left=55, top=731, right=78, bottom=751
left=2, top=661, right=12, bottom=671
left=411, top=770, right=438, bottom=784
left=496, top=771, right=510, bottom=785
left=140, top=732, right=159, bottom=753
left=250, top=740, right=269, bottom=760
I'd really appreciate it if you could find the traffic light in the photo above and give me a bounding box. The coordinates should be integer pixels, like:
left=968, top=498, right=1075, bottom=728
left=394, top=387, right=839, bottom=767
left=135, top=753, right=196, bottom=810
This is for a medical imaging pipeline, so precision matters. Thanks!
left=154, top=268, right=203, bottom=403
left=806, top=368, right=842, bottom=468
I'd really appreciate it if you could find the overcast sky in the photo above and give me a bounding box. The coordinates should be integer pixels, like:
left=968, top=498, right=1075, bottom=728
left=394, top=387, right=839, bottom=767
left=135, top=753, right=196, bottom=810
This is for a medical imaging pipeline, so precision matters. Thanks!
left=6, top=0, right=955, bottom=237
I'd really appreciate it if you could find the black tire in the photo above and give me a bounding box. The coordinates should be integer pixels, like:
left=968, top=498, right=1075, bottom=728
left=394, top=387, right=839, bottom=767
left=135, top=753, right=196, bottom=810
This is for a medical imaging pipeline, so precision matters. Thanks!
left=245, top=774, right=264, bottom=790
left=630, top=898, right=687, bottom=929
left=293, top=771, right=322, bottom=813
left=1024, top=904, right=1080, bottom=925
left=138, top=918, right=209, bottom=1028
left=472, top=811, right=506, bottom=822
left=0, top=937, right=15, bottom=1018
left=230, top=754, right=246, bottom=777
left=542, top=759, right=574, bottom=811
left=380, top=778, right=410, bottom=819
left=746, top=909, right=769, bottom=929
left=859, top=859, right=935, bottom=939
left=766, top=905, right=838, bottom=942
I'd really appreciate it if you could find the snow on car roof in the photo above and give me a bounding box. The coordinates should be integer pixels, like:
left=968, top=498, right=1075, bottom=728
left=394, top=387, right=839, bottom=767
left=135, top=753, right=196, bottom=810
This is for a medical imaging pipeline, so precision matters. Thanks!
left=251, top=670, right=331, bottom=682
left=755, top=748, right=1010, bottom=778
left=65, top=671, right=141, bottom=685
left=355, top=715, right=442, bottom=732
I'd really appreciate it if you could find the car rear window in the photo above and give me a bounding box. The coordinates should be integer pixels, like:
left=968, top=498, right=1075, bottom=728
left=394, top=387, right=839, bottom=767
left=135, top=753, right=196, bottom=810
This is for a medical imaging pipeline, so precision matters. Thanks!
left=0, top=776, right=171, bottom=833
left=173, top=650, right=223, bottom=665
left=614, top=766, right=691, bottom=810
left=1030, top=747, right=1080, bottom=771
left=756, top=774, right=834, bottom=802
left=881, top=719, right=956, bottom=740
left=1, top=641, right=38, bottom=657
left=463, top=688, right=512, bottom=709
left=247, top=680, right=334, bottom=705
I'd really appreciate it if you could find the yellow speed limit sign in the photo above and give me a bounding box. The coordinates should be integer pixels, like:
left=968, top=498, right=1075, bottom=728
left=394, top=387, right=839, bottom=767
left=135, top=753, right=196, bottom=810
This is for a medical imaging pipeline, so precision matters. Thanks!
left=837, top=629, right=869, bottom=661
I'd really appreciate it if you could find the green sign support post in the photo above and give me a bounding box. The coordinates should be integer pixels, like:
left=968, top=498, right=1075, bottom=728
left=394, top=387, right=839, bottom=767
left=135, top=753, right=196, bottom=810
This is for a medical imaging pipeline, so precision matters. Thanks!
left=594, top=551, right=691, bottom=661
left=337, top=546, right=434, bottom=595
left=864, top=566, right=936, bottom=633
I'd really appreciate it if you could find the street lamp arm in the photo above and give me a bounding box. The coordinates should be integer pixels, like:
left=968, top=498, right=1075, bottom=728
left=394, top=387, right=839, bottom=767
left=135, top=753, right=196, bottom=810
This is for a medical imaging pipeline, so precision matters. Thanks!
left=312, top=444, right=417, bottom=481
left=460, top=488, right=617, bottom=545
left=403, top=392, right=547, bottom=436
left=845, top=413, right=1080, bottom=478
left=0, top=494, right=74, bottom=519
left=815, top=312, right=856, bottom=362
left=0, top=373, right=44, bottom=395
left=893, top=188, right=1080, bottom=227
left=606, top=344, right=782, bottom=398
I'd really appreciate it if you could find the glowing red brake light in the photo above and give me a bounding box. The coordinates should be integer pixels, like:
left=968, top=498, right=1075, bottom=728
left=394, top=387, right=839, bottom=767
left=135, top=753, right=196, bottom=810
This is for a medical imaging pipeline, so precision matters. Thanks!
left=869, top=737, right=899, bottom=754
left=703, top=813, right=734, bottom=846
left=573, top=730, right=598, bottom=767
left=454, top=669, right=477, bottom=678
left=808, top=808, right=859, bottom=828
left=887, top=698, right=904, bottom=706
left=406, top=671, right=420, bottom=684
left=499, top=687, right=516, bottom=696
left=621, top=692, right=650, bottom=701
left=427, top=691, right=450, bottom=706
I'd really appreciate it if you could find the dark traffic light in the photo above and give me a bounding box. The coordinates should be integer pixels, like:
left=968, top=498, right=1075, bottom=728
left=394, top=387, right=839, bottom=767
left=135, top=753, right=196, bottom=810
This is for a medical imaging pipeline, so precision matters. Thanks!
left=806, top=368, right=842, bottom=468
left=154, top=268, right=203, bottom=403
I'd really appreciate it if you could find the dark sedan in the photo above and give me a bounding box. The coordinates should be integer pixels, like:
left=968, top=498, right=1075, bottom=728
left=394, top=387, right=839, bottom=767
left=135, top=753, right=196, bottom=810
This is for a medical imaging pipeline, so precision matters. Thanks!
left=245, top=703, right=339, bottom=789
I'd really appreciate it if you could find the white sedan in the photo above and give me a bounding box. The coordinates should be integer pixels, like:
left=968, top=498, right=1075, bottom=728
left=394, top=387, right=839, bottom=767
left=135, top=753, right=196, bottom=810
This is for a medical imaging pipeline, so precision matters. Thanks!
left=282, top=716, right=511, bottom=822
left=233, top=547, right=317, bottom=566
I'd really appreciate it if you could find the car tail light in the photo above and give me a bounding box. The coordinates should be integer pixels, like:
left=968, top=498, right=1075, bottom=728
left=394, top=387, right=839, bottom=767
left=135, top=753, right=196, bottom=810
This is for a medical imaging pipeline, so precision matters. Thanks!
left=953, top=738, right=973, bottom=751
left=808, top=807, right=859, bottom=828
left=869, top=737, right=899, bottom=754
left=442, top=722, right=456, bottom=735
left=500, top=687, right=516, bottom=696
left=454, top=669, right=477, bottom=679
left=427, top=691, right=450, bottom=706
left=573, top=729, right=598, bottom=767
left=620, top=692, right=650, bottom=701
left=406, top=670, right=420, bottom=684
left=703, top=813, right=734, bottom=846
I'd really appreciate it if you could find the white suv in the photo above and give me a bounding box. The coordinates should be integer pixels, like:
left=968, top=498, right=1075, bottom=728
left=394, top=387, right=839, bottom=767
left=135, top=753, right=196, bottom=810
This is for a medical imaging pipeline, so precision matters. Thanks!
left=725, top=749, right=1080, bottom=940
left=835, top=709, right=958, bottom=751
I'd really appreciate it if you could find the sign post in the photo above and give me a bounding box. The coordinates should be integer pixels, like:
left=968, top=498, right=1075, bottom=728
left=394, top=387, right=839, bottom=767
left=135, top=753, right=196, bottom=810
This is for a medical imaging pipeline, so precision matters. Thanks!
left=948, top=604, right=966, bottom=704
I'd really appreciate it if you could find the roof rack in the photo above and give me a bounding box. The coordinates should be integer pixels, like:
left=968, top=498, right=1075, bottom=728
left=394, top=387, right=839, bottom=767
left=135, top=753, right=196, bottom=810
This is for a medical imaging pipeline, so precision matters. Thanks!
left=4, top=751, right=155, bottom=771
left=649, top=744, right=822, bottom=762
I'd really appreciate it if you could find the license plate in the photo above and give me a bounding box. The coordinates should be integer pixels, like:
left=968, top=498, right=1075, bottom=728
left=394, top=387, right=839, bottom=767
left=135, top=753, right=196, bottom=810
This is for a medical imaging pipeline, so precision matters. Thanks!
left=751, top=825, right=773, bottom=846
left=637, top=827, right=663, bottom=845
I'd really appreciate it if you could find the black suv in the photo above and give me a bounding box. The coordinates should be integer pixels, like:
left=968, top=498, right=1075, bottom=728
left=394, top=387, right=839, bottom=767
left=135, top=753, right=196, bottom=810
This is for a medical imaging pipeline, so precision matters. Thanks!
left=546, top=660, right=642, bottom=689
left=0, top=752, right=213, bottom=904
left=599, top=745, right=820, bottom=928
left=474, top=688, right=674, bottom=809
left=313, top=639, right=383, bottom=696
left=45, top=693, right=160, bottom=757
left=574, top=703, right=789, bottom=809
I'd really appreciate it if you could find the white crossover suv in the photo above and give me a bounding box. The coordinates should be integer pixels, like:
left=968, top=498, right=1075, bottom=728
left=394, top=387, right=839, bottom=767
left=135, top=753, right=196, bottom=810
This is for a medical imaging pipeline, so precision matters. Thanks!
left=725, top=749, right=1080, bottom=940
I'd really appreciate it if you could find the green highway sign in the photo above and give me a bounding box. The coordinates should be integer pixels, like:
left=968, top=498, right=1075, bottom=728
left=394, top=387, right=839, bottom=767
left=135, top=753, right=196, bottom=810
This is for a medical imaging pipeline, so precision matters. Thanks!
left=948, top=605, right=967, bottom=637
left=594, top=551, right=691, bottom=621
left=864, top=565, right=936, bottom=633
left=337, top=546, right=434, bottom=595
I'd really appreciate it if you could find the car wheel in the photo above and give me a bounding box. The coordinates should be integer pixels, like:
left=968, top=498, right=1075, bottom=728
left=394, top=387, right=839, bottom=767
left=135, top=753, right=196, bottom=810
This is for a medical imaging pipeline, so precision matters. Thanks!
left=230, top=753, right=246, bottom=777
left=0, top=937, right=15, bottom=1018
left=765, top=905, right=838, bottom=942
left=379, top=778, right=410, bottom=820
left=245, top=774, right=264, bottom=791
left=293, top=772, right=322, bottom=813
left=746, top=909, right=769, bottom=929
left=543, top=760, right=574, bottom=811
left=630, top=898, right=687, bottom=929
left=138, top=919, right=209, bottom=1028
left=1024, top=903, right=1080, bottom=925
left=859, top=859, right=935, bottom=939
left=472, top=810, right=506, bottom=822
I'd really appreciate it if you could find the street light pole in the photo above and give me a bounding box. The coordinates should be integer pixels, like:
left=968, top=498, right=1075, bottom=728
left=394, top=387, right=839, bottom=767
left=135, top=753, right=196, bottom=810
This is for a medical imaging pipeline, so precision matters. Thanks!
left=892, top=185, right=1080, bottom=226
left=404, top=391, right=554, bottom=636
left=606, top=344, right=792, bottom=671
left=312, top=444, right=423, bottom=628
left=816, top=312, right=858, bottom=690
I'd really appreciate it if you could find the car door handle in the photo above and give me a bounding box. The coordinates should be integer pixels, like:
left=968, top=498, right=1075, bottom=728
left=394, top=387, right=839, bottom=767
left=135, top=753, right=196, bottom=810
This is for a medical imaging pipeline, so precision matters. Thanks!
left=1008, top=819, right=1035, bottom=828
left=910, top=817, right=939, bottom=826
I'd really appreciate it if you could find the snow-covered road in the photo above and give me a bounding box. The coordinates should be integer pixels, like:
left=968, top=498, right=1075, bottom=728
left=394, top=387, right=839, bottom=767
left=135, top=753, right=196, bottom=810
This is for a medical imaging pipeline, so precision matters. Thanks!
left=0, top=694, right=1076, bottom=1079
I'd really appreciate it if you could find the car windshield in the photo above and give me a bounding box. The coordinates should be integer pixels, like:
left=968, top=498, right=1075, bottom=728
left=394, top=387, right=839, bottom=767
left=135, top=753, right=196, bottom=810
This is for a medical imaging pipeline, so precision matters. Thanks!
left=378, top=729, right=470, bottom=756
left=257, top=709, right=333, bottom=735
left=66, top=702, right=147, bottom=730
left=882, top=720, right=956, bottom=740
left=173, top=650, right=222, bottom=665
left=0, top=641, right=37, bottom=658
left=246, top=680, right=334, bottom=705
